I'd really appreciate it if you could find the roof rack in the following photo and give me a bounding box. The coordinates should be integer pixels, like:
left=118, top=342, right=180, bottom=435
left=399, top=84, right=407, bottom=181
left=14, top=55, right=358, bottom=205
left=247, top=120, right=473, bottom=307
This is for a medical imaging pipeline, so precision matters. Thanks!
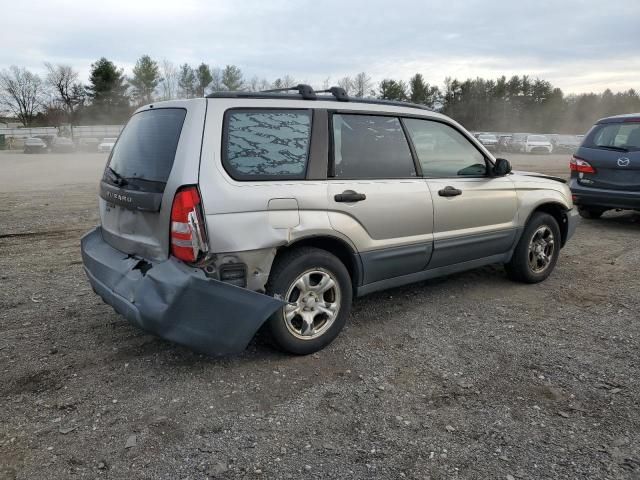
left=205, top=84, right=433, bottom=112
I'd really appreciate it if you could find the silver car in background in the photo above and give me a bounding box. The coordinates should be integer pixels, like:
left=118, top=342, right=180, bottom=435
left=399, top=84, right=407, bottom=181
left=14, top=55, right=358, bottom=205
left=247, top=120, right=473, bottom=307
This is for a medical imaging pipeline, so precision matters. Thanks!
left=81, top=85, right=578, bottom=356
left=477, top=133, right=498, bottom=151
left=98, top=137, right=117, bottom=153
left=523, top=134, right=553, bottom=154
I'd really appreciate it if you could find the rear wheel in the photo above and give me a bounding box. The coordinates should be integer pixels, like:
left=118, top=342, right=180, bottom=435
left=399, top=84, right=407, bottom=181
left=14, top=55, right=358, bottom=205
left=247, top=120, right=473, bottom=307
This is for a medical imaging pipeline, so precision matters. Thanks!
left=265, top=247, right=352, bottom=355
left=506, top=212, right=561, bottom=283
left=578, top=206, right=606, bottom=219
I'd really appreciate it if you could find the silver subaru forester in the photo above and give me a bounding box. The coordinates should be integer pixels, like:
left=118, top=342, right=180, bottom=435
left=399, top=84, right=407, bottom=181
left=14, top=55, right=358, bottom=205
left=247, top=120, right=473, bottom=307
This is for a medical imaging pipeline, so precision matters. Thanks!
left=81, top=85, right=578, bottom=355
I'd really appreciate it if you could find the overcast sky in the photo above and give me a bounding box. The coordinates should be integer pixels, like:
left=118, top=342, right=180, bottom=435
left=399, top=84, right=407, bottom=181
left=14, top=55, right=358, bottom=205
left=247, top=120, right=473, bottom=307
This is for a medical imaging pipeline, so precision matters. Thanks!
left=2, top=0, right=639, bottom=94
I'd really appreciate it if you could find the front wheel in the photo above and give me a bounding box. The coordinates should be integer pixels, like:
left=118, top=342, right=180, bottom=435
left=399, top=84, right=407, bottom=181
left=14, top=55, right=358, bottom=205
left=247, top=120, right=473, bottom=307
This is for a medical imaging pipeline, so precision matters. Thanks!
left=506, top=212, right=561, bottom=283
left=265, top=247, right=352, bottom=355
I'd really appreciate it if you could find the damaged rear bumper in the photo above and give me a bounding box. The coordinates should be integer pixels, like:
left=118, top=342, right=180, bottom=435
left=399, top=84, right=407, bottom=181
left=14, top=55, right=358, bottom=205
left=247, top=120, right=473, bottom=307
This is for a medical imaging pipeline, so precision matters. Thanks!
left=80, top=227, right=284, bottom=355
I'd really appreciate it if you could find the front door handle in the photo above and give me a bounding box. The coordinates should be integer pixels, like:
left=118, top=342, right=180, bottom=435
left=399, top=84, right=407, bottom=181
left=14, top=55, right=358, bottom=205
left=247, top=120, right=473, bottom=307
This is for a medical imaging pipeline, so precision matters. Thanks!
left=438, top=186, right=462, bottom=197
left=334, top=190, right=367, bottom=202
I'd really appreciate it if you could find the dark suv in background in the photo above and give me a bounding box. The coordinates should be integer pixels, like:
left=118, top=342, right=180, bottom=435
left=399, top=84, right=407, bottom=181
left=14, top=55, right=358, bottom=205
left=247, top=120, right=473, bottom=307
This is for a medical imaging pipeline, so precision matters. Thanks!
left=570, top=113, right=640, bottom=218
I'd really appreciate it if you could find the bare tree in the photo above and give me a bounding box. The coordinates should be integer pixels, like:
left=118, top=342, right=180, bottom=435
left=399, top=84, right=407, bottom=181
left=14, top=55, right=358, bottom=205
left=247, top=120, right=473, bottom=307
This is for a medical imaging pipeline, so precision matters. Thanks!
left=0, top=66, right=44, bottom=126
left=160, top=59, right=179, bottom=100
left=210, top=67, right=224, bottom=92
left=352, top=72, right=372, bottom=98
left=281, top=75, right=296, bottom=88
left=248, top=75, right=260, bottom=92
left=337, top=76, right=353, bottom=95
left=44, top=63, right=84, bottom=121
left=258, top=78, right=271, bottom=91
left=321, top=77, right=331, bottom=90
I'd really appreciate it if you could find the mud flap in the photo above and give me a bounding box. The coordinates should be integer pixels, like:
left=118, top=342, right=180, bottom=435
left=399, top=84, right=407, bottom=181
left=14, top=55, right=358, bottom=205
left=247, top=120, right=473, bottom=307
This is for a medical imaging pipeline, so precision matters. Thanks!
left=81, top=227, right=285, bottom=355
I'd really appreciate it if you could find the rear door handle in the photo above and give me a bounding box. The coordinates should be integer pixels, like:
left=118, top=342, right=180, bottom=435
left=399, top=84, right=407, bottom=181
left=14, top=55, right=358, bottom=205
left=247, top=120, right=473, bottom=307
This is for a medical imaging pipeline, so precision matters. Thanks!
left=334, top=190, right=367, bottom=202
left=438, top=186, right=462, bottom=197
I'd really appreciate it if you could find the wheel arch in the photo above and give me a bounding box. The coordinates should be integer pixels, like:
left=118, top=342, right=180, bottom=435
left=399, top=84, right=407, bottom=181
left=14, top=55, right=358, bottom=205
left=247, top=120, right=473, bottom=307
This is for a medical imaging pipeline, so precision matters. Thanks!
left=274, top=235, right=363, bottom=292
left=526, top=202, right=570, bottom=247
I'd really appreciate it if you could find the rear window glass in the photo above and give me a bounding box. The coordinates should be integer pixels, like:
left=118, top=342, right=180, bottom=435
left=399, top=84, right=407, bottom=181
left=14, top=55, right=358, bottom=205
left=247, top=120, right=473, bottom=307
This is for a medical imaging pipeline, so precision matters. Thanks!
left=107, top=108, right=186, bottom=185
left=585, top=123, right=640, bottom=152
left=528, top=135, right=548, bottom=142
left=224, top=110, right=311, bottom=180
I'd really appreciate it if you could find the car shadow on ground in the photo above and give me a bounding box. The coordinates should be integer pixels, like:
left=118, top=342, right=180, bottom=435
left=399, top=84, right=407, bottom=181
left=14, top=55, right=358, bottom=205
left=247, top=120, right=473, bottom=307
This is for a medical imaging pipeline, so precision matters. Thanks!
left=590, top=211, right=640, bottom=230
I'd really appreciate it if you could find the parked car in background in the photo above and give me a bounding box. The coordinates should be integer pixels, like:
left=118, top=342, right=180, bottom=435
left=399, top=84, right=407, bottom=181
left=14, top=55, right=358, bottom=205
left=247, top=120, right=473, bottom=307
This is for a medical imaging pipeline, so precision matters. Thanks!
left=24, top=137, right=48, bottom=153
left=551, top=134, right=580, bottom=153
left=509, top=133, right=528, bottom=153
left=523, top=134, right=553, bottom=154
left=497, top=134, right=512, bottom=152
left=77, top=137, right=100, bottom=152
left=98, top=137, right=117, bottom=153
left=81, top=86, right=578, bottom=356
left=52, top=137, right=76, bottom=153
left=570, top=113, right=640, bottom=219
left=477, top=133, right=498, bottom=151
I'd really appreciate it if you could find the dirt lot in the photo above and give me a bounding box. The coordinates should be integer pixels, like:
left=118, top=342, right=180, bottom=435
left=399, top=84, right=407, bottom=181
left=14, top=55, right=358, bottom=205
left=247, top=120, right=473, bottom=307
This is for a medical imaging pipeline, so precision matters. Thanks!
left=1, top=151, right=639, bottom=479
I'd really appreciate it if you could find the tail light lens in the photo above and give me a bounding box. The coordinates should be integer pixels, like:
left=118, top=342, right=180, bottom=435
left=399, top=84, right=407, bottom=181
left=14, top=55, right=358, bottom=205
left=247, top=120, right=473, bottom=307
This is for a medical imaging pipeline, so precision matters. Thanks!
left=170, top=186, right=208, bottom=263
left=570, top=155, right=596, bottom=174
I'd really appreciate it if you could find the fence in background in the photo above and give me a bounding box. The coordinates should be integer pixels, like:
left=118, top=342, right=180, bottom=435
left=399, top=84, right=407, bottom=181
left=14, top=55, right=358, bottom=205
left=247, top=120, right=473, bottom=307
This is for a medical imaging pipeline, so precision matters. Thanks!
left=0, top=125, right=124, bottom=149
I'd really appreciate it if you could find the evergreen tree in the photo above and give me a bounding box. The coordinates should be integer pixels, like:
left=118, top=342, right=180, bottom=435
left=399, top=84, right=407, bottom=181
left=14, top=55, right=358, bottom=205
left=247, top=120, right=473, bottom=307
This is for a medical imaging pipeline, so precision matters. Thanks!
left=195, top=63, right=213, bottom=97
left=408, top=73, right=440, bottom=108
left=85, top=57, right=130, bottom=123
left=129, top=55, right=160, bottom=105
left=221, top=65, right=244, bottom=91
left=178, top=64, right=196, bottom=98
left=378, top=79, right=407, bottom=101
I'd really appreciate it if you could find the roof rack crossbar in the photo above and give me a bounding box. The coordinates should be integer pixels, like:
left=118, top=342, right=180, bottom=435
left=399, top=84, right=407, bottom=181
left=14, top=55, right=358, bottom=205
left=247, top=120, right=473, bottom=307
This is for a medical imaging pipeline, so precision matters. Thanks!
left=315, top=86, right=349, bottom=102
left=260, top=84, right=316, bottom=100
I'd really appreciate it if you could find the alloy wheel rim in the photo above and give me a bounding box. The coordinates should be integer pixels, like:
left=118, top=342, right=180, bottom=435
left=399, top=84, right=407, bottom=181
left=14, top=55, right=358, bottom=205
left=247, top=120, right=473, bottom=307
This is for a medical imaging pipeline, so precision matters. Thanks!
left=528, top=225, right=555, bottom=273
left=283, top=269, right=341, bottom=340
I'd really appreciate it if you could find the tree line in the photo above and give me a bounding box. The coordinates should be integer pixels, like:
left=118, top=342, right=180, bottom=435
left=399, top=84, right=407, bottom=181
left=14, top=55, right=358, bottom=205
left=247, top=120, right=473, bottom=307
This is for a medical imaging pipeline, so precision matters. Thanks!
left=1, top=55, right=638, bottom=134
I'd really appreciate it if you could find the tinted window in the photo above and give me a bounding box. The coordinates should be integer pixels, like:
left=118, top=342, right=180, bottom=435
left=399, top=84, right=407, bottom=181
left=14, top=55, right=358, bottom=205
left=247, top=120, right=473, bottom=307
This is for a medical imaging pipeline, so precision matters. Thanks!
left=404, top=119, right=486, bottom=177
left=107, top=108, right=186, bottom=188
left=585, top=123, right=640, bottom=152
left=224, top=110, right=311, bottom=179
left=332, top=114, right=416, bottom=179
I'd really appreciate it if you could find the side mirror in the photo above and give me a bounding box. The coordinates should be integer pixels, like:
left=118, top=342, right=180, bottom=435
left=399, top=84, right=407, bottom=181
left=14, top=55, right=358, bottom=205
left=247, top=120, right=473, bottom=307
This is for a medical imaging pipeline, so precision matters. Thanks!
left=493, top=158, right=512, bottom=176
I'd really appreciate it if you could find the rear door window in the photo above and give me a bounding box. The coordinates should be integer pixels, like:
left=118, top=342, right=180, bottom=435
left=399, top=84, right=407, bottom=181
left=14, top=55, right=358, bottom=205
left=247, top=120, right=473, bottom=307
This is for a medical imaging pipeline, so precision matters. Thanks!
left=106, top=108, right=187, bottom=191
left=331, top=114, right=416, bottom=179
left=223, top=109, right=311, bottom=180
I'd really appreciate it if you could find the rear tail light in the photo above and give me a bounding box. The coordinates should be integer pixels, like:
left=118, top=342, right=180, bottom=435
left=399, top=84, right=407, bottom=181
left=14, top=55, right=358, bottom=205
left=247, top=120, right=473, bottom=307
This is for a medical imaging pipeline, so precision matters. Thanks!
left=170, top=186, right=209, bottom=263
left=570, top=155, right=596, bottom=174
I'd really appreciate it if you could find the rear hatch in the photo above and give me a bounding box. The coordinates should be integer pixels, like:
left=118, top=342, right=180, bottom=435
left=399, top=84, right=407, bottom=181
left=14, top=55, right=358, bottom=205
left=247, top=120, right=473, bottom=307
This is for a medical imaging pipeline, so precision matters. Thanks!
left=98, top=100, right=206, bottom=261
left=576, top=120, right=640, bottom=191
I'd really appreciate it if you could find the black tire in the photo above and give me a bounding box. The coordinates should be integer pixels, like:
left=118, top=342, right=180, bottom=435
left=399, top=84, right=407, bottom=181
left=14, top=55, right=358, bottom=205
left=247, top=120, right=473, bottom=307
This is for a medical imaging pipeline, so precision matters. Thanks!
left=265, top=247, right=352, bottom=355
left=505, top=212, right=561, bottom=284
left=578, top=206, right=605, bottom=219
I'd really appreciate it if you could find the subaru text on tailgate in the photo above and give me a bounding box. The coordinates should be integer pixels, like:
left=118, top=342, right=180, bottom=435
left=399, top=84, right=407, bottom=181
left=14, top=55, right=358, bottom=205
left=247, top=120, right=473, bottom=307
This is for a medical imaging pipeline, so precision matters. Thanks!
left=81, top=85, right=578, bottom=356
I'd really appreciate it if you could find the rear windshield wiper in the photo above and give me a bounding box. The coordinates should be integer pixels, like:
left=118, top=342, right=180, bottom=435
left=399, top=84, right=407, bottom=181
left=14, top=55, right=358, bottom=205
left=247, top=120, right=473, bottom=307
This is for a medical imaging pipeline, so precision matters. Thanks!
left=596, top=145, right=629, bottom=152
left=106, top=167, right=128, bottom=187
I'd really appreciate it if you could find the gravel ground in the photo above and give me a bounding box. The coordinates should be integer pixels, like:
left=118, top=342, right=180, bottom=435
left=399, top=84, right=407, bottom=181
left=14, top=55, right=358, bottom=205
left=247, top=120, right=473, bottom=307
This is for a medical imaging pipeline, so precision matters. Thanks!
left=1, top=151, right=639, bottom=479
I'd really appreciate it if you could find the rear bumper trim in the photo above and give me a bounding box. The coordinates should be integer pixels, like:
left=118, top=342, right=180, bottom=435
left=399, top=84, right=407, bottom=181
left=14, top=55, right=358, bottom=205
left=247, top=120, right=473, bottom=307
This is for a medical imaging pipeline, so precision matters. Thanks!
left=81, top=227, right=284, bottom=355
left=570, top=180, right=640, bottom=210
